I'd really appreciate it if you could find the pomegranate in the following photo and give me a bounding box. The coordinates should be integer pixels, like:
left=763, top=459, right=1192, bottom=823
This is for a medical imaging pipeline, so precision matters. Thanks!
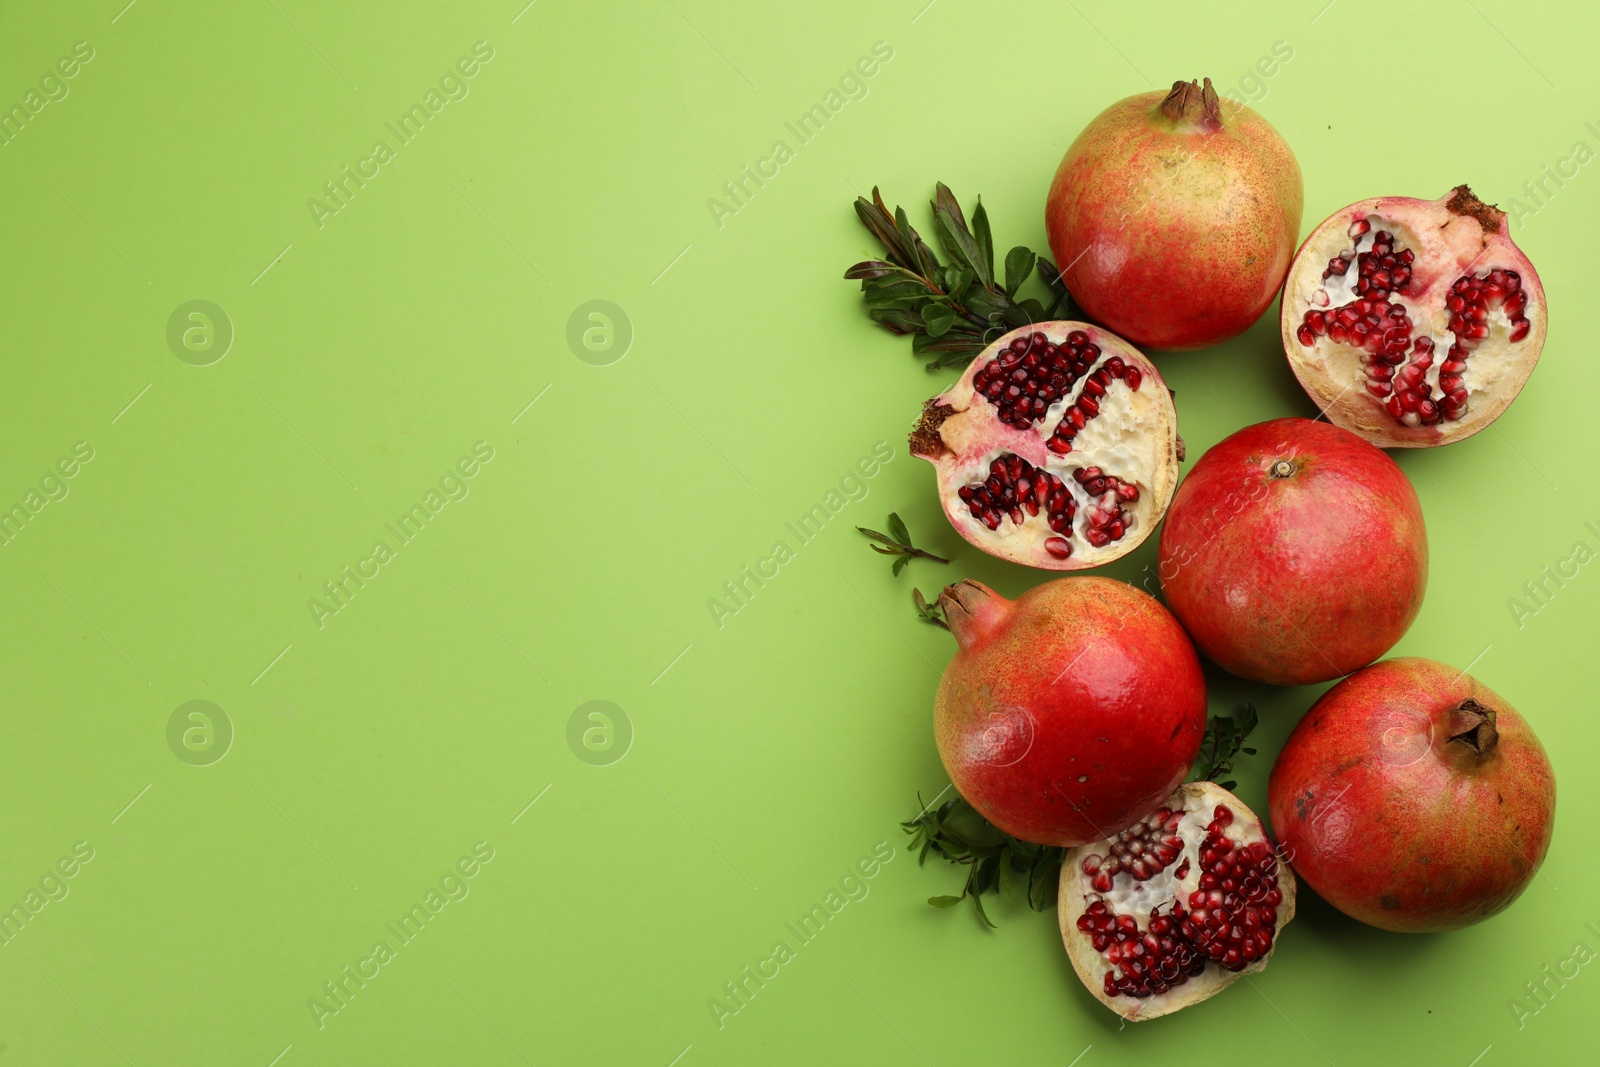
left=1270, top=658, right=1555, bottom=932
left=1282, top=186, right=1547, bottom=447
left=1157, top=418, right=1426, bottom=686
left=1044, top=77, right=1302, bottom=350
left=933, top=577, right=1206, bottom=847
left=910, top=323, right=1181, bottom=570
left=1061, top=780, right=1296, bottom=1020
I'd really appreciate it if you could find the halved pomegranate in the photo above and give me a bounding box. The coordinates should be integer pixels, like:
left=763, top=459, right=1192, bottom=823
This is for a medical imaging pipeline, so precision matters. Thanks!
left=910, top=323, right=1181, bottom=569
left=1060, top=780, right=1295, bottom=1021
left=1282, top=186, right=1546, bottom=447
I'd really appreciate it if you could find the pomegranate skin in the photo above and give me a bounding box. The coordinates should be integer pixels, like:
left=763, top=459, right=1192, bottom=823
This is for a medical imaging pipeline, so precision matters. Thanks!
left=1045, top=78, right=1302, bottom=350
left=1157, top=418, right=1426, bottom=686
left=934, top=578, right=1207, bottom=847
left=1269, top=658, right=1555, bottom=932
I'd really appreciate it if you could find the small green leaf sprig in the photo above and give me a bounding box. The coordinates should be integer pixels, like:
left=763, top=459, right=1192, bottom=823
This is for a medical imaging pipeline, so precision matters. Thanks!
left=1188, top=704, right=1259, bottom=792
left=911, top=588, right=947, bottom=630
left=845, top=183, right=1079, bottom=369
left=857, top=512, right=949, bottom=576
left=901, top=791, right=1064, bottom=929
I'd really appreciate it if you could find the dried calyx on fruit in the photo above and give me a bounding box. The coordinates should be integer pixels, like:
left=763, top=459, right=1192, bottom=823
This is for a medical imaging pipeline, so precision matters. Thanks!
left=1060, top=781, right=1295, bottom=1021
left=910, top=323, right=1181, bottom=569
left=1282, top=186, right=1546, bottom=447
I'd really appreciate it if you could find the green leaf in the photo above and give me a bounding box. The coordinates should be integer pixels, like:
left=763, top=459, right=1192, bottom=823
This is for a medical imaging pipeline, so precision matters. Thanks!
left=895, top=207, right=927, bottom=270
left=972, top=200, right=995, bottom=285
left=912, top=331, right=984, bottom=357
left=961, top=288, right=1010, bottom=320
left=862, top=276, right=931, bottom=299
left=971, top=890, right=996, bottom=929
left=892, top=555, right=909, bottom=577
left=855, top=195, right=911, bottom=266
left=888, top=513, right=911, bottom=545
left=933, top=182, right=968, bottom=235
left=1000, top=302, right=1035, bottom=328
left=868, top=308, right=925, bottom=334
left=921, top=304, right=957, bottom=338
left=845, top=260, right=899, bottom=280
left=928, top=895, right=963, bottom=908
left=1004, top=247, right=1036, bottom=297
left=933, top=207, right=982, bottom=279
left=945, top=267, right=974, bottom=301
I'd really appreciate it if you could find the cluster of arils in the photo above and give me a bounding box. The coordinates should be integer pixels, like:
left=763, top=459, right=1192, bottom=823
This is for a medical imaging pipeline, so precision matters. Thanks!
left=957, top=454, right=1077, bottom=559
left=971, top=329, right=1110, bottom=430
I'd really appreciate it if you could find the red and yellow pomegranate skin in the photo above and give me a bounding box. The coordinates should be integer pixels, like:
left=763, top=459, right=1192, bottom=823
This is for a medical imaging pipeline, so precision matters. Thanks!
left=1157, top=418, right=1426, bottom=686
left=1269, top=659, right=1555, bottom=932
left=1045, top=78, right=1302, bottom=350
left=934, top=578, right=1207, bottom=847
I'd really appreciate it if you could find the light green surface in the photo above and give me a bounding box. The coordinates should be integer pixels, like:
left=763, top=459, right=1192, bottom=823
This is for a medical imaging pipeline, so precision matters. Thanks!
left=0, top=1, right=1595, bottom=1064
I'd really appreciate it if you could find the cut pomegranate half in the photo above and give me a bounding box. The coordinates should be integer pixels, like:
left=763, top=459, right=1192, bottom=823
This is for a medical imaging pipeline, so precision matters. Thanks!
left=909, top=323, right=1181, bottom=570
left=1281, top=186, right=1546, bottom=447
left=1059, top=780, right=1295, bottom=1021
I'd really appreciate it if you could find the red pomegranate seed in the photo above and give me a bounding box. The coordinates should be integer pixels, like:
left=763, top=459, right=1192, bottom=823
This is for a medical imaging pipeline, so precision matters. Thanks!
left=959, top=453, right=1075, bottom=538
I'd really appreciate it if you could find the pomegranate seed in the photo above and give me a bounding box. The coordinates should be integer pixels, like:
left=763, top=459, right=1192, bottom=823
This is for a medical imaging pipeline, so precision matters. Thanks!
left=1510, top=318, right=1531, bottom=342
left=1044, top=536, right=1072, bottom=559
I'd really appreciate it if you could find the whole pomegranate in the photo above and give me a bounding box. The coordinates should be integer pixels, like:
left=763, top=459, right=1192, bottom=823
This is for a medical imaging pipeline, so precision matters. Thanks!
left=933, top=577, right=1206, bottom=846
left=1045, top=77, right=1302, bottom=350
left=1061, top=781, right=1295, bottom=1020
left=1282, top=186, right=1546, bottom=447
left=1158, top=418, right=1426, bottom=686
left=910, top=322, right=1181, bottom=569
left=1270, top=658, right=1555, bottom=932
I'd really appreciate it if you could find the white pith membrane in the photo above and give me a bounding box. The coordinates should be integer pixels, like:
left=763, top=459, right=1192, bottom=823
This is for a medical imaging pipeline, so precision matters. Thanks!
left=1281, top=188, right=1546, bottom=448
left=1059, top=781, right=1296, bottom=1021
left=909, top=322, right=1180, bottom=570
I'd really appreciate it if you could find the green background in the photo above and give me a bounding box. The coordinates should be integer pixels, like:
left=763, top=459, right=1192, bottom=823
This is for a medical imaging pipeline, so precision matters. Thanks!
left=0, top=0, right=1594, bottom=1063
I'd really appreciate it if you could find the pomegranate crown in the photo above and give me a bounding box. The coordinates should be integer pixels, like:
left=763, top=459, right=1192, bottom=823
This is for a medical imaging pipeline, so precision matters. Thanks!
left=1448, top=699, right=1499, bottom=757
left=1160, top=77, right=1223, bottom=129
